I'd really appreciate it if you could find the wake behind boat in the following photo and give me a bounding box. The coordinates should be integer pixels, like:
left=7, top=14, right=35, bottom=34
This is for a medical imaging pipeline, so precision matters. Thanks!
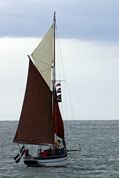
left=13, top=12, right=67, bottom=167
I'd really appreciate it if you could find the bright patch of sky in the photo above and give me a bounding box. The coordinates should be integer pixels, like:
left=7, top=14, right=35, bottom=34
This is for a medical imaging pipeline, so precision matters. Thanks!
left=0, top=38, right=119, bottom=120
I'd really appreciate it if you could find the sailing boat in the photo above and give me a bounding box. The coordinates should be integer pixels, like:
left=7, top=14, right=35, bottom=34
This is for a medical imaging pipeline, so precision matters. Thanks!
left=13, top=12, right=67, bottom=167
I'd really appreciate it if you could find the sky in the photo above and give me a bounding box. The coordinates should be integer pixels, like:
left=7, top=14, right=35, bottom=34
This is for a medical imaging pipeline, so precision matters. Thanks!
left=0, top=0, right=119, bottom=120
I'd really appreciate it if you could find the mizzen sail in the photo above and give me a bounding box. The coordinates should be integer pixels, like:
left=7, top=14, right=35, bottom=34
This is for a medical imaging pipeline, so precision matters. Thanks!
left=13, top=60, right=54, bottom=145
left=53, top=92, right=64, bottom=139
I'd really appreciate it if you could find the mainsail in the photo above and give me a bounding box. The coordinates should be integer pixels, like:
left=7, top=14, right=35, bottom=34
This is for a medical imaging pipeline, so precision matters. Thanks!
left=13, top=60, right=54, bottom=144
left=13, top=20, right=65, bottom=146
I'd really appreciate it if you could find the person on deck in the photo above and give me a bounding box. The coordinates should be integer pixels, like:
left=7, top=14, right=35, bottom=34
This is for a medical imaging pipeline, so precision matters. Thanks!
left=53, top=139, right=64, bottom=155
left=55, top=139, right=62, bottom=149
left=40, top=150, right=49, bottom=157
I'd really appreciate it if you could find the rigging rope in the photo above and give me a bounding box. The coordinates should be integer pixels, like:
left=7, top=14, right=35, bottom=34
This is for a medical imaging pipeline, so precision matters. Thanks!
left=55, top=28, right=76, bottom=120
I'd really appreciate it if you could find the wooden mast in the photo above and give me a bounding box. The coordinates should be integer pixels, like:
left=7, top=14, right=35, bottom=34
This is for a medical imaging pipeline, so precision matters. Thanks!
left=53, top=11, right=56, bottom=91
left=52, top=11, right=56, bottom=108
left=52, top=11, right=56, bottom=142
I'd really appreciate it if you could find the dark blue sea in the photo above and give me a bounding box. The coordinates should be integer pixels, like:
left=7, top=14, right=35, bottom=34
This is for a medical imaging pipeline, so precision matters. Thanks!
left=0, top=120, right=119, bottom=178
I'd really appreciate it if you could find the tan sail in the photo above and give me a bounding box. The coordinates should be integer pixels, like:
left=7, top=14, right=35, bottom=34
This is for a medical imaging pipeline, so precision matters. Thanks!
left=31, top=25, right=54, bottom=88
left=13, top=60, right=54, bottom=145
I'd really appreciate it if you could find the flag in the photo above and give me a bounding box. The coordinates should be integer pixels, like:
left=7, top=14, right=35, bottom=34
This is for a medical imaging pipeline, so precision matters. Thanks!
left=57, top=88, right=61, bottom=93
left=57, top=95, right=61, bottom=102
left=56, top=83, right=61, bottom=87
left=55, top=82, right=62, bottom=102
left=14, top=146, right=26, bottom=163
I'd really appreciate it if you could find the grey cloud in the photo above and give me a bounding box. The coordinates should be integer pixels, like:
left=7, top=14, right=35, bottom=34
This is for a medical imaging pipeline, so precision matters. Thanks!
left=0, top=0, right=119, bottom=41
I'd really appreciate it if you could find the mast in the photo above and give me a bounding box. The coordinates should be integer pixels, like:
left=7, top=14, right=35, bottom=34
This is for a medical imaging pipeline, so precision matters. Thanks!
left=52, top=12, right=56, bottom=142
left=52, top=12, right=56, bottom=114
left=52, top=12, right=56, bottom=102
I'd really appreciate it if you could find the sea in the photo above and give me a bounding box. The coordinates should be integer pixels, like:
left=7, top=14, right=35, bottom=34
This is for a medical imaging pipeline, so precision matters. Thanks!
left=0, top=120, right=119, bottom=178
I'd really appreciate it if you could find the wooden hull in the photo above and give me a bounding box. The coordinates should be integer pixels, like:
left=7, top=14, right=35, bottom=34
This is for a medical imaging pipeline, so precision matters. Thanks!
left=24, top=154, right=67, bottom=167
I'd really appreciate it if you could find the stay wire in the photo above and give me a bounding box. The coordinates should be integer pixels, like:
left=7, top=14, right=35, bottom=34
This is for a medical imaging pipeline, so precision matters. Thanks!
left=55, top=28, right=76, bottom=120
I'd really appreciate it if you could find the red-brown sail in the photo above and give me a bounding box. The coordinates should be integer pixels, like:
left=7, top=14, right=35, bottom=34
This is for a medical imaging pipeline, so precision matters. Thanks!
left=13, top=59, right=54, bottom=145
left=53, top=101, right=64, bottom=139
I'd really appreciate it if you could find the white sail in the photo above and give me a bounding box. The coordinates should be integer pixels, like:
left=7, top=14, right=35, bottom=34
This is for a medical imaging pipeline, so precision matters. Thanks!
left=31, top=24, right=54, bottom=88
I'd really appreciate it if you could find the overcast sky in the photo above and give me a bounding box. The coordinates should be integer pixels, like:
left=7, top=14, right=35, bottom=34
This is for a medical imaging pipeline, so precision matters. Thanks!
left=0, top=0, right=119, bottom=40
left=0, top=0, right=119, bottom=120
